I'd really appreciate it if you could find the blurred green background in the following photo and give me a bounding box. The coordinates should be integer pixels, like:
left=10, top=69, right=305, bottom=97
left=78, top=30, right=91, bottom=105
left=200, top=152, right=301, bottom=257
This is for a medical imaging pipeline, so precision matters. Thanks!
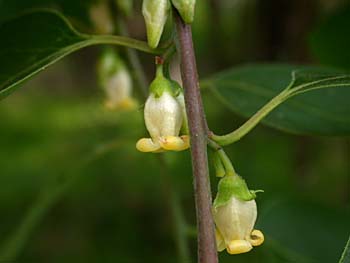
left=0, top=0, right=349, bottom=262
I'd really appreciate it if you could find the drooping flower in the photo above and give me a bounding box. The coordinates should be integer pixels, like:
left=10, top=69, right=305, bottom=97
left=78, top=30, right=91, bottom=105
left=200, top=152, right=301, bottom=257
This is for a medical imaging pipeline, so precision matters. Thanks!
left=213, top=195, right=264, bottom=254
left=97, top=48, right=136, bottom=110
left=136, top=65, right=189, bottom=152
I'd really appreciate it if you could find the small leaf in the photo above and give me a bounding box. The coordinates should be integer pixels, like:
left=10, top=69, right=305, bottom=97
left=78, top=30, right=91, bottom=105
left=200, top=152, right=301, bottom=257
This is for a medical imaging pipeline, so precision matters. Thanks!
left=339, top=235, right=350, bottom=263
left=213, top=175, right=257, bottom=209
left=204, top=64, right=350, bottom=136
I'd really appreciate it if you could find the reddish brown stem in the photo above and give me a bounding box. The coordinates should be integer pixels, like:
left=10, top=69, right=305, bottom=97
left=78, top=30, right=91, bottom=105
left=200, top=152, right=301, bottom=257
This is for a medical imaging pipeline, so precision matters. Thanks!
left=174, top=11, right=218, bottom=263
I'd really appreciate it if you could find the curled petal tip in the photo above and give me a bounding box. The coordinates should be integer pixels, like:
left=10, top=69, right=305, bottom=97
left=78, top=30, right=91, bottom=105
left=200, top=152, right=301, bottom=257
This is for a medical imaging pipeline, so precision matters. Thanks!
left=160, top=136, right=190, bottom=151
left=249, top=229, right=264, bottom=247
left=136, top=138, right=161, bottom=152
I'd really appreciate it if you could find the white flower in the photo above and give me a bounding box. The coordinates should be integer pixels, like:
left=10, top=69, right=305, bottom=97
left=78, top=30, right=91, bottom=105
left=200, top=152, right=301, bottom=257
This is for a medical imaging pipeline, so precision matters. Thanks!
left=136, top=90, right=189, bottom=152
left=104, top=68, right=136, bottom=110
left=213, top=196, right=264, bottom=254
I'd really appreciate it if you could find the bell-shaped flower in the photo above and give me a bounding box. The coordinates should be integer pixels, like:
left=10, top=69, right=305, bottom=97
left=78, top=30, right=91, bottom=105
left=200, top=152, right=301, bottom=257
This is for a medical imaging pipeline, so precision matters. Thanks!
left=103, top=68, right=136, bottom=110
left=98, top=48, right=136, bottom=110
left=213, top=196, right=264, bottom=254
left=136, top=65, right=189, bottom=152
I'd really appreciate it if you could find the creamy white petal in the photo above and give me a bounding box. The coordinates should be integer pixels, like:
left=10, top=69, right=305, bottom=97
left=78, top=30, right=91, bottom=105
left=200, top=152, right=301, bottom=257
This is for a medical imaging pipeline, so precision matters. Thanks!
left=105, top=69, right=132, bottom=106
left=213, top=196, right=257, bottom=245
left=144, top=92, right=183, bottom=139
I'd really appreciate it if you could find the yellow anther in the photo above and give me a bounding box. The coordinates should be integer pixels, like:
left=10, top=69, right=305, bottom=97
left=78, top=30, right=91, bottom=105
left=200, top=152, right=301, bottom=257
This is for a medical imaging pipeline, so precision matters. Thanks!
left=136, top=138, right=161, bottom=152
left=227, top=240, right=253, bottom=255
left=159, top=135, right=190, bottom=151
left=248, top=229, right=264, bottom=247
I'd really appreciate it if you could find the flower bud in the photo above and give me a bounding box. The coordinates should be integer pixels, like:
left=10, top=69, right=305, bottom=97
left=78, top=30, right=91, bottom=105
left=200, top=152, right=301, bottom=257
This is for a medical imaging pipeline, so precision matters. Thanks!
left=142, top=0, right=170, bottom=48
left=172, top=0, right=196, bottom=24
left=97, top=48, right=136, bottom=110
left=89, top=0, right=114, bottom=34
left=212, top=152, right=225, bottom=178
left=213, top=196, right=264, bottom=254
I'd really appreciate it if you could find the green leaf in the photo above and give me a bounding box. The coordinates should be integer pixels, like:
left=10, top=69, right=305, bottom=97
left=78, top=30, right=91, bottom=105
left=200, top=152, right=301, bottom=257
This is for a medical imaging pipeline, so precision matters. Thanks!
left=0, top=10, right=158, bottom=101
left=260, top=198, right=350, bottom=263
left=309, top=5, right=350, bottom=69
left=339, top=235, right=350, bottom=263
left=213, top=175, right=257, bottom=209
left=0, top=10, right=87, bottom=100
left=0, top=0, right=95, bottom=28
left=204, top=64, right=350, bottom=136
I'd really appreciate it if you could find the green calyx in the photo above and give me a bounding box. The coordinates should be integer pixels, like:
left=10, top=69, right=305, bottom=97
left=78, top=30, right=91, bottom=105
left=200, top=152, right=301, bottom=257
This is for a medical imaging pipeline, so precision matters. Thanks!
left=172, top=0, right=195, bottom=24
left=213, top=174, right=263, bottom=209
left=149, top=64, right=174, bottom=98
left=170, top=79, right=183, bottom=96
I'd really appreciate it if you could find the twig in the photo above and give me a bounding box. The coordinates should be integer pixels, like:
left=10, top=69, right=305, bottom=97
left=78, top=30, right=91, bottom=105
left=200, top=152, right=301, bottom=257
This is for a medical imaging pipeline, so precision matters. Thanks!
left=174, top=11, right=218, bottom=263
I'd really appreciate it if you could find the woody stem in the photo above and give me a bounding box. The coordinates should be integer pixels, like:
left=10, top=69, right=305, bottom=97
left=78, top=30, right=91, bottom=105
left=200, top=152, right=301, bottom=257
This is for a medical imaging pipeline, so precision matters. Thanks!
left=174, top=11, right=218, bottom=263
